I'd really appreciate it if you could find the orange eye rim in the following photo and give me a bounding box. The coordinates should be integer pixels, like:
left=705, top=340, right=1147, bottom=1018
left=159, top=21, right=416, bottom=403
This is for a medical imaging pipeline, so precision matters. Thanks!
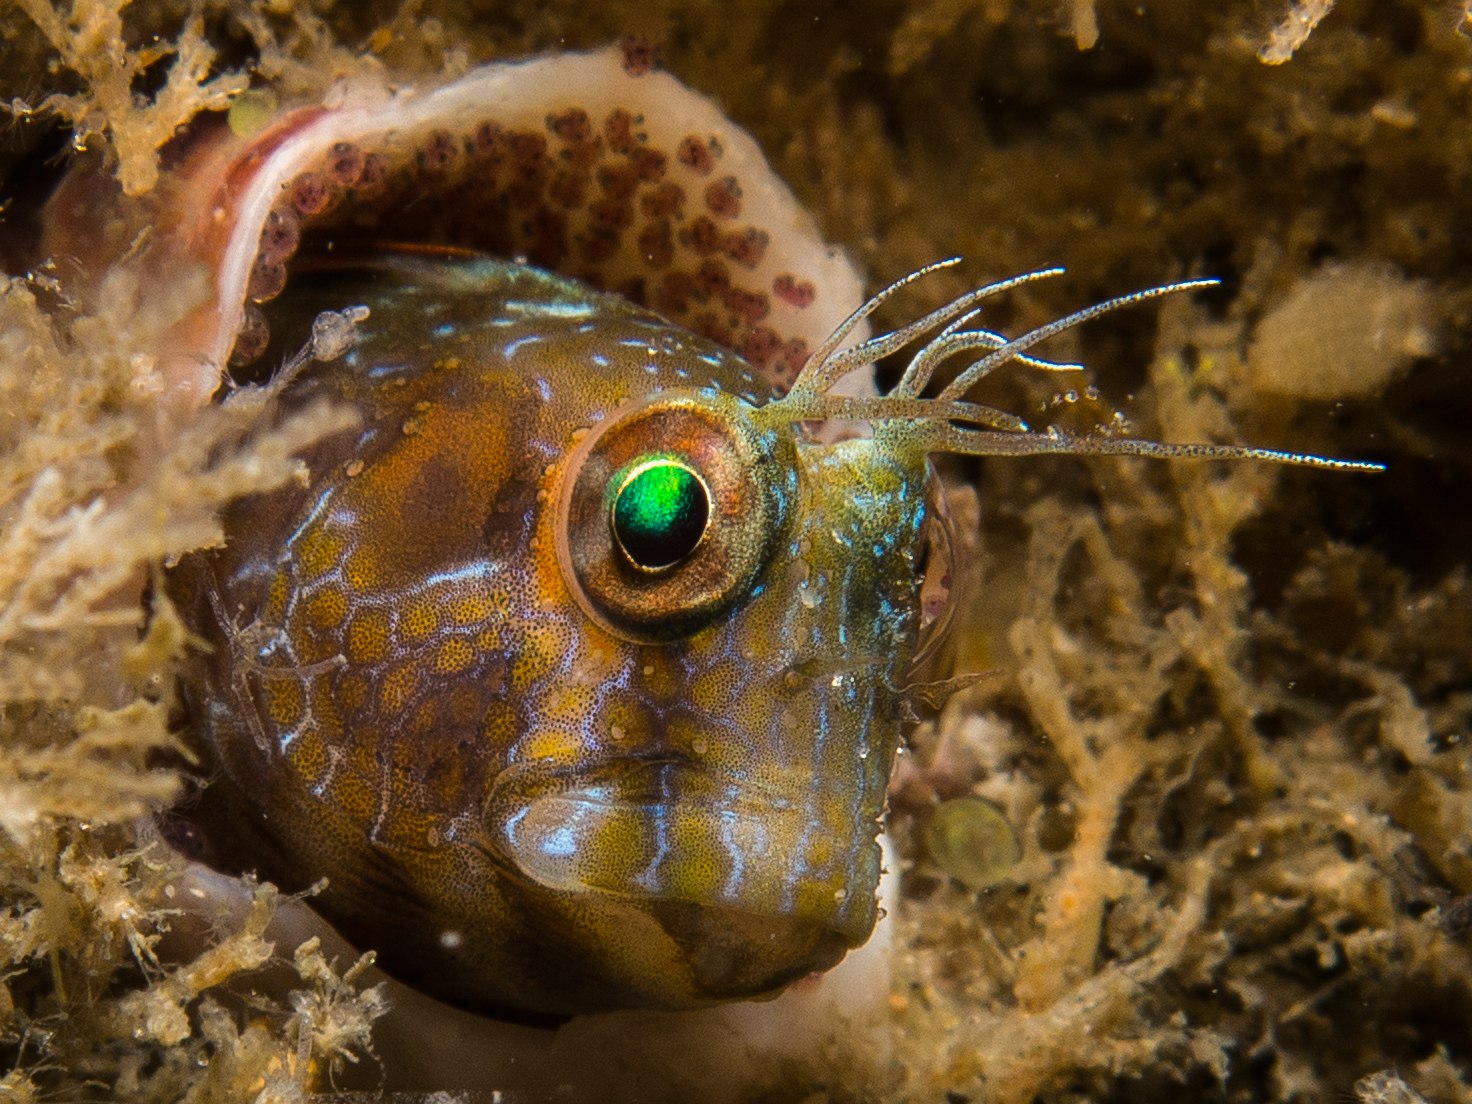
left=555, top=390, right=790, bottom=643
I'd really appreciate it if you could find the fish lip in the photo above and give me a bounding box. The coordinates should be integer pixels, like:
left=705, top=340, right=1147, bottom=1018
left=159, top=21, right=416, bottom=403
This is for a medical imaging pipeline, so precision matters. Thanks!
left=482, top=752, right=876, bottom=942
left=483, top=752, right=794, bottom=856
left=486, top=750, right=807, bottom=820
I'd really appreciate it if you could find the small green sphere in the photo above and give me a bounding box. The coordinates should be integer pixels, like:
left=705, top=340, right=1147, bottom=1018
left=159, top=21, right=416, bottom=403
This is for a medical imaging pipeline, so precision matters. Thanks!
left=611, top=457, right=710, bottom=569
left=924, top=796, right=1022, bottom=891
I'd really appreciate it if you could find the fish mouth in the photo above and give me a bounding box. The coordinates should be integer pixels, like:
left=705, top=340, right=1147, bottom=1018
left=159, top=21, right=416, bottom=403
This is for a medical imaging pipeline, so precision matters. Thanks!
left=483, top=755, right=878, bottom=946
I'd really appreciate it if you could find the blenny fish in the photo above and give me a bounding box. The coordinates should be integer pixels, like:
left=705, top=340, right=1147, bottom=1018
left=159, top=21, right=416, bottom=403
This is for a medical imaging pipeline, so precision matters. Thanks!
left=46, top=46, right=1379, bottom=1022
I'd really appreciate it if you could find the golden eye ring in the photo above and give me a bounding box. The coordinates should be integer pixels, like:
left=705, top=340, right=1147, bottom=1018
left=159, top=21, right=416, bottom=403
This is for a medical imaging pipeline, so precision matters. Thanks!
left=555, top=390, right=789, bottom=643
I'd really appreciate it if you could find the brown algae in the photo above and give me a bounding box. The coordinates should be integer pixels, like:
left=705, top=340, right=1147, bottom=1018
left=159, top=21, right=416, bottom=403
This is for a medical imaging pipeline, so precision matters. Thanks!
left=0, top=2, right=1467, bottom=1102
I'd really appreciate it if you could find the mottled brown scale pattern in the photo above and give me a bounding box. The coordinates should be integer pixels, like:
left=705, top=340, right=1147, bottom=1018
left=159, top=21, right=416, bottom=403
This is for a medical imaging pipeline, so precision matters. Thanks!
left=589, top=196, right=634, bottom=231
left=685, top=215, right=722, bottom=255
left=418, top=129, right=461, bottom=174
left=226, top=64, right=830, bottom=385
left=778, top=337, right=812, bottom=383
left=604, top=108, right=641, bottom=153
left=548, top=108, right=593, bottom=145
left=258, top=208, right=299, bottom=264
left=619, top=34, right=660, bottom=77
left=773, top=273, right=816, bottom=308
left=638, top=220, right=675, bottom=269
left=597, top=162, right=640, bottom=201
left=289, top=171, right=337, bottom=216
left=629, top=147, right=666, bottom=182
left=247, top=255, right=287, bottom=302
left=676, top=135, right=715, bottom=175
left=704, top=176, right=742, bottom=219
left=326, top=141, right=365, bottom=186
left=724, top=227, right=769, bottom=269
left=231, top=303, right=269, bottom=364
left=357, top=150, right=391, bottom=192
left=739, top=326, right=782, bottom=372
left=723, top=286, right=771, bottom=324
left=471, top=121, right=507, bottom=166
left=656, top=270, right=697, bottom=314
left=553, top=170, right=585, bottom=209
left=695, top=258, right=730, bottom=296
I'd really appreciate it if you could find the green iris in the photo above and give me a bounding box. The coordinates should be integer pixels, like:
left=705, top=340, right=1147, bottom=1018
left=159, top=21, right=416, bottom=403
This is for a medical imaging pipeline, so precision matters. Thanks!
left=611, top=457, right=710, bottom=570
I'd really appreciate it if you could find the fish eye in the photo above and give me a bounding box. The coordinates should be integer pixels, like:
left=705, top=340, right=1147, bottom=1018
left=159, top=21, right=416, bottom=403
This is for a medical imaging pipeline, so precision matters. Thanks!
left=556, top=391, right=788, bottom=642
left=609, top=456, right=711, bottom=571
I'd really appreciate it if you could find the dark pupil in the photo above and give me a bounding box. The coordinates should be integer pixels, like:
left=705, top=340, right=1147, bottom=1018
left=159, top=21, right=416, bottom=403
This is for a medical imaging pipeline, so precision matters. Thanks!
left=611, top=459, right=709, bottom=569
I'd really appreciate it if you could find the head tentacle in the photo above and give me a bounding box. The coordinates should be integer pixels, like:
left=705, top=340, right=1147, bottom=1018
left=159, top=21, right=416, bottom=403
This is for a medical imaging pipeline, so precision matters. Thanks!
left=791, top=257, right=966, bottom=397
left=767, top=262, right=1385, bottom=474
left=788, top=263, right=1072, bottom=405
left=932, top=277, right=1220, bottom=403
